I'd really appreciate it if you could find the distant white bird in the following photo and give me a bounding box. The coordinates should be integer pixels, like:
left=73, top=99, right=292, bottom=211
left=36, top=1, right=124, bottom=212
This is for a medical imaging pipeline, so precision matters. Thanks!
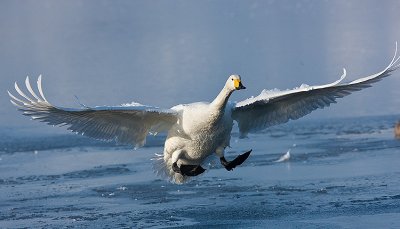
left=275, top=149, right=291, bottom=163
left=8, top=44, right=400, bottom=184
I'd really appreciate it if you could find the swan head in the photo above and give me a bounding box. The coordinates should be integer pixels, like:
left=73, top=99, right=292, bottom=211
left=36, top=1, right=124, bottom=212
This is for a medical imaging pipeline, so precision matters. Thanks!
left=227, top=74, right=246, bottom=91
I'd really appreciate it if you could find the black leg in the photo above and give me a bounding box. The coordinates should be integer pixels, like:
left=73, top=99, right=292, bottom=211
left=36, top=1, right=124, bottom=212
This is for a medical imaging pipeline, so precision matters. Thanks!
left=180, top=164, right=206, bottom=176
left=220, top=149, right=252, bottom=171
left=172, top=162, right=182, bottom=174
left=172, top=162, right=206, bottom=176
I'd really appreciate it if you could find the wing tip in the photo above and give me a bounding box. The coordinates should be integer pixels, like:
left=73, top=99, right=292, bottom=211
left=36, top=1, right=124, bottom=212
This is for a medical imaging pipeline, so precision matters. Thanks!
left=389, top=41, right=399, bottom=68
left=36, top=74, right=48, bottom=102
left=339, top=68, right=347, bottom=82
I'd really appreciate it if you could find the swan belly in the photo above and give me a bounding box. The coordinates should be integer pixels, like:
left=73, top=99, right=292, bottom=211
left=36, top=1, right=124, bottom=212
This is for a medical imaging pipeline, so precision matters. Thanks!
left=164, top=103, right=233, bottom=165
left=155, top=103, right=233, bottom=183
left=164, top=126, right=230, bottom=164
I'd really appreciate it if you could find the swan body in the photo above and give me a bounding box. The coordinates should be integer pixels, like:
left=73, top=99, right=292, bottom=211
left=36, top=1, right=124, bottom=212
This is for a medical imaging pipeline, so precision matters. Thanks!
left=8, top=44, right=400, bottom=184
left=159, top=77, right=240, bottom=183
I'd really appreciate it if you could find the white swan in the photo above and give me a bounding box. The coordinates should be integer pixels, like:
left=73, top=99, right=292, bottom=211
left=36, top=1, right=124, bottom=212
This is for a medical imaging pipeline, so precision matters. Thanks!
left=8, top=44, right=400, bottom=184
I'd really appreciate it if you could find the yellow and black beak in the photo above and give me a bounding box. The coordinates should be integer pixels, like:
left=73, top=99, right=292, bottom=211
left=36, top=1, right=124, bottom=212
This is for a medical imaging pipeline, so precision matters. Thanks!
left=234, top=79, right=246, bottom=90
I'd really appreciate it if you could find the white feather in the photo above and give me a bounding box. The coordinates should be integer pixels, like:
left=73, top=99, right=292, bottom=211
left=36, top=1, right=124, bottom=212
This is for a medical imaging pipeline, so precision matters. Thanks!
left=25, top=76, right=42, bottom=102
left=14, top=82, right=35, bottom=104
left=37, top=75, right=48, bottom=102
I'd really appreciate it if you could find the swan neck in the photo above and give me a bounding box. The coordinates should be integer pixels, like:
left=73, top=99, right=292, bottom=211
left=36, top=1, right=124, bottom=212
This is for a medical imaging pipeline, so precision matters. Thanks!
left=212, top=86, right=233, bottom=109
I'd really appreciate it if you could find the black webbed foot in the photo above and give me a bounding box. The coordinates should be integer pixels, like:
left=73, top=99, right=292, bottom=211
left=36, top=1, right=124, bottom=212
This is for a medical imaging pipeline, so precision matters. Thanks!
left=172, top=162, right=206, bottom=176
left=180, top=164, right=206, bottom=176
left=220, top=149, right=252, bottom=171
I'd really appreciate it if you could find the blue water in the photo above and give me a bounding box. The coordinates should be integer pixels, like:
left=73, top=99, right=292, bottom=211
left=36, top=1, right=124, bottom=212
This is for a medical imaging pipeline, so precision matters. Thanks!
left=1, top=115, right=400, bottom=228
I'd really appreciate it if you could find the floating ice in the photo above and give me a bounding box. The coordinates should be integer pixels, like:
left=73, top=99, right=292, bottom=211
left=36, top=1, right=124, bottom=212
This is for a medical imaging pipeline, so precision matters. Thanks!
left=120, top=101, right=144, bottom=107
left=117, top=186, right=128, bottom=191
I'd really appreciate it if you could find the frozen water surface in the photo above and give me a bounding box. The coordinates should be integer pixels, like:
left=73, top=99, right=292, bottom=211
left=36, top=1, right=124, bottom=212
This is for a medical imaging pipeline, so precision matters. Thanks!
left=1, top=115, right=400, bottom=228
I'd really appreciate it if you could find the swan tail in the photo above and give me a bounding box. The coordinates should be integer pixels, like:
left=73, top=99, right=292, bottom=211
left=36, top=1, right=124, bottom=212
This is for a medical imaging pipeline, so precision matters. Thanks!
left=151, top=153, right=191, bottom=184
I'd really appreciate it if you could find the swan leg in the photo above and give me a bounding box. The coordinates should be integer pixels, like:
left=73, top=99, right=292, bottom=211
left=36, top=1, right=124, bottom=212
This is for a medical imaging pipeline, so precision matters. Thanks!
left=171, top=150, right=206, bottom=176
left=175, top=163, right=206, bottom=176
left=219, top=149, right=252, bottom=171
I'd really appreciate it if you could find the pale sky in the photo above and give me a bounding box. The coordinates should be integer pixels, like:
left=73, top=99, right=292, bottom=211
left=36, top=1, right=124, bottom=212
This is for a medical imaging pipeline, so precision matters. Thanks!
left=1, top=0, right=400, bottom=129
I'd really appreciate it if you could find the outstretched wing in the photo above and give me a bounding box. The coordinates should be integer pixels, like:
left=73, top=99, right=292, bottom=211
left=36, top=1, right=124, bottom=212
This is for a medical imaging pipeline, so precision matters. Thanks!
left=8, top=76, right=178, bottom=148
left=232, top=44, right=400, bottom=137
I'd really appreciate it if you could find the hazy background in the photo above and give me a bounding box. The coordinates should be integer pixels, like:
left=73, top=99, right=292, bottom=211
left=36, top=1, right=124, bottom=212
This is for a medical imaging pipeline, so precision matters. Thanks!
left=1, top=0, right=400, bottom=130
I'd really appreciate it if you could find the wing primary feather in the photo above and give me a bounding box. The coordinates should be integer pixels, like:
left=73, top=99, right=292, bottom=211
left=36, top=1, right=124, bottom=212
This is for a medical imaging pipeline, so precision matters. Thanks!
left=25, top=76, right=42, bottom=102
left=14, top=82, right=35, bottom=104
left=37, top=75, right=48, bottom=102
left=393, top=62, right=400, bottom=70
left=394, top=41, right=398, bottom=64
left=8, top=91, right=26, bottom=105
left=10, top=99, right=24, bottom=108
left=393, top=54, right=400, bottom=67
